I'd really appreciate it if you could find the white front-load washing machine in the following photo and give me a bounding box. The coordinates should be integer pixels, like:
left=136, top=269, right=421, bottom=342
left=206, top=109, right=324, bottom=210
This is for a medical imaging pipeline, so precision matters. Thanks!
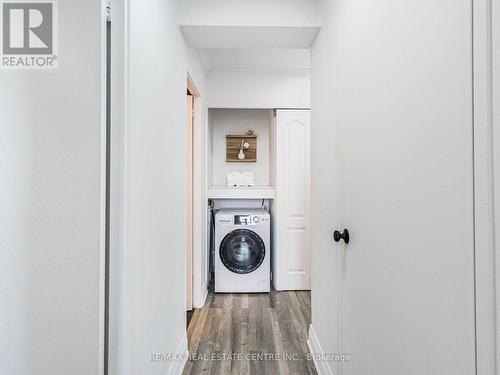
left=215, top=209, right=270, bottom=293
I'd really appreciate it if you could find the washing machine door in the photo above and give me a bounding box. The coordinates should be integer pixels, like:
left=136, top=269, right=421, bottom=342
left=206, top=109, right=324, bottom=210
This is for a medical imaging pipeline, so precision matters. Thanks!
left=219, top=229, right=266, bottom=274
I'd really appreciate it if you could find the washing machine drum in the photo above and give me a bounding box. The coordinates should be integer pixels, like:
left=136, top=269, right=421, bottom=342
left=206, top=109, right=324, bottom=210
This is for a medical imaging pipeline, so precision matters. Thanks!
left=219, top=229, right=266, bottom=274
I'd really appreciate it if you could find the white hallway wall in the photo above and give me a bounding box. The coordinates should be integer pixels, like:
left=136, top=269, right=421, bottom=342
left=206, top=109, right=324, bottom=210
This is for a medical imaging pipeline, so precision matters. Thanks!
left=207, top=71, right=310, bottom=109
left=0, top=1, right=104, bottom=374
left=110, top=0, right=208, bottom=374
left=210, top=109, right=271, bottom=186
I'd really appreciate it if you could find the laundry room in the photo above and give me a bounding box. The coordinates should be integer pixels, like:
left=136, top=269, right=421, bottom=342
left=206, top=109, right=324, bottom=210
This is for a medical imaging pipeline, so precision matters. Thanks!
left=207, top=108, right=275, bottom=292
left=183, top=47, right=312, bottom=301
left=205, top=106, right=311, bottom=292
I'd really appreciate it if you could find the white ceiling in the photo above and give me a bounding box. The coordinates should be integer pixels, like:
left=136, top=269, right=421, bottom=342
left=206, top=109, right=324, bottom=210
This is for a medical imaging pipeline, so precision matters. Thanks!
left=199, top=48, right=311, bottom=73
left=179, top=0, right=319, bottom=73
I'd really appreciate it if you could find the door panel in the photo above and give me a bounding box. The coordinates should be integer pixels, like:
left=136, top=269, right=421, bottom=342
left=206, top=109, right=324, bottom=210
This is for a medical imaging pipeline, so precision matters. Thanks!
left=336, top=1, right=475, bottom=374
left=0, top=1, right=103, bottom=373
left=274, top=110, right=311, bottom=290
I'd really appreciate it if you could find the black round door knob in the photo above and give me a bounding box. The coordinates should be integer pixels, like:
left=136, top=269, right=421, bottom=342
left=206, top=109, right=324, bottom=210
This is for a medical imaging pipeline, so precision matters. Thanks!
left=333, top=229, right=350, bottom=244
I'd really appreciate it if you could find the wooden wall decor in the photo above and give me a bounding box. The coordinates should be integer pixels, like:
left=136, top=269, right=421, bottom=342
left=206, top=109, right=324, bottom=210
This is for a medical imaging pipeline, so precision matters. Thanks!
left=226, top=130, right=257, bottom=162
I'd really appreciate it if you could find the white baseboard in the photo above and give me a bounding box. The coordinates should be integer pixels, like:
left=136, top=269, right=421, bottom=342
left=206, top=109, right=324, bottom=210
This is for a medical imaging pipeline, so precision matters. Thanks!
left=167, top=333, right=188, bottom=375
left=195, top=280, right=209, bottom=308
left=307, top=325, right=334, bottom=375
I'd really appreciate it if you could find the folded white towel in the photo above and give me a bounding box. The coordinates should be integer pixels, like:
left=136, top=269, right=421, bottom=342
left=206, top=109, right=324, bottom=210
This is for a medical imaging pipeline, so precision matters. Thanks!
left=227, top=171, right=255, bottom=187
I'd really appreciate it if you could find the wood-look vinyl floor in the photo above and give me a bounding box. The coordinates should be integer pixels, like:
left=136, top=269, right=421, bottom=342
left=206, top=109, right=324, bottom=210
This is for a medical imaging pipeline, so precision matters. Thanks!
left=182, top=290, right=317, bottom=375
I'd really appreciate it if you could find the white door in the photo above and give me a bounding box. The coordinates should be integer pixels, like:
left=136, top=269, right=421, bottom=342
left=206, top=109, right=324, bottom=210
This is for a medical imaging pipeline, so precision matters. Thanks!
left=273, top=109, right=311, bottom=290
left=335, top=1, right=476, bottom=374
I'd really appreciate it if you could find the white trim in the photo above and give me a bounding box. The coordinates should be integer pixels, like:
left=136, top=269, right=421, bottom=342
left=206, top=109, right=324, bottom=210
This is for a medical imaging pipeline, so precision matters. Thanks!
left=198, top=280, right=209, bottom=308
left=307, top=325, right=333, bottom=375
left=167, top=334, right=189, bottom=375
left=492, top=0, right=500, bottom=370
left=192, top=91, right=202, bottom=308
left=121, top=0, right=132, bottom=370
left=98, top=1, right=108, bottom=374
left=208, top=67, right=311, bottom=77
left=188, top=71, right=207, bottom=309
left=107, top=0, right=131, bottom=373
left=208, top=105, right=311, bottom=111
left=473, top=0, right=498, bottom=374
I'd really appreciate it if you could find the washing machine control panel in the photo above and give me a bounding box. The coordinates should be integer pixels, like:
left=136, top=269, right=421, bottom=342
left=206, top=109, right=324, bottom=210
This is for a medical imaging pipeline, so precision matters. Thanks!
left=234, top=215, right=261, bottom=225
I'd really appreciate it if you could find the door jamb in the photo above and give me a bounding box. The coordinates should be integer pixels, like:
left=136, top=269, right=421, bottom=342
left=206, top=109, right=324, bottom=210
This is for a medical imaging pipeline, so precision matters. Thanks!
left=472, top=0, right=498, bottom=373
left=186, top=93, right=194, bottom=311
left=493, top=1, right=500, bottom=369
left=187, top=73, right=206, bottom=309
left=99, top=1, right=111, bottom=374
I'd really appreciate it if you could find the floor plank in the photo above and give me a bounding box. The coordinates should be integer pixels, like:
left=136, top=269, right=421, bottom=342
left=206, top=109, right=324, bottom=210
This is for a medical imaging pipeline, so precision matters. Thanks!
left=182, top=289, right=317, bottom=375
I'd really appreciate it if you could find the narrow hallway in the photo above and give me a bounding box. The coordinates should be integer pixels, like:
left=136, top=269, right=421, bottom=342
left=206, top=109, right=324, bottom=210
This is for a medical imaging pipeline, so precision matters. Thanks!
left=183, top=290, right=316, bottom=375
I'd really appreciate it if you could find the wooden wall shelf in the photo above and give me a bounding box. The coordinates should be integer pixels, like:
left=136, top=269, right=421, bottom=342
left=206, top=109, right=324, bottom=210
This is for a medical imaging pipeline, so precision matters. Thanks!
left=226, top=133, right=257, bottom=162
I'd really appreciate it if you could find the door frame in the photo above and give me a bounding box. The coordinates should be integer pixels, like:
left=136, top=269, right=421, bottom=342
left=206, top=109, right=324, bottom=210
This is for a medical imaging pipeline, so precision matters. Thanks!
left=99, top=1, right=111, bottom=374
left=494, top=1, right=500, bottom=369
left=187, top=73, right=206, bottom=309
left=186, top=92, right=194, bottom=311
left=473, top=0, right=499, bottom=373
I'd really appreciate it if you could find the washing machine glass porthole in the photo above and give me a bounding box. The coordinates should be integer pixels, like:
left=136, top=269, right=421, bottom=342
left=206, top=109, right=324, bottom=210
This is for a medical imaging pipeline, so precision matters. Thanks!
left=219, top=229, right=266, bottom=274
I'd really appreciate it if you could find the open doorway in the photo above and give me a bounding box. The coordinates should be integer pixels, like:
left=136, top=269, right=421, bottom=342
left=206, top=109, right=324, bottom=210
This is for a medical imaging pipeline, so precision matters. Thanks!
left=180, top=18, right=314, bottom=375
left=184, top=105, right=313, bottom=374
left=186, top=75, right=200, bottom=322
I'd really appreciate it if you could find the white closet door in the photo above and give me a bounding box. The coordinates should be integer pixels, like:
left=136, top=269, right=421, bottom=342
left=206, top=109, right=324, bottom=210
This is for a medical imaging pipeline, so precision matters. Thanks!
left=335, top=1, right=476, bottom=373
left=273, top=109, right=311, bottom=290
